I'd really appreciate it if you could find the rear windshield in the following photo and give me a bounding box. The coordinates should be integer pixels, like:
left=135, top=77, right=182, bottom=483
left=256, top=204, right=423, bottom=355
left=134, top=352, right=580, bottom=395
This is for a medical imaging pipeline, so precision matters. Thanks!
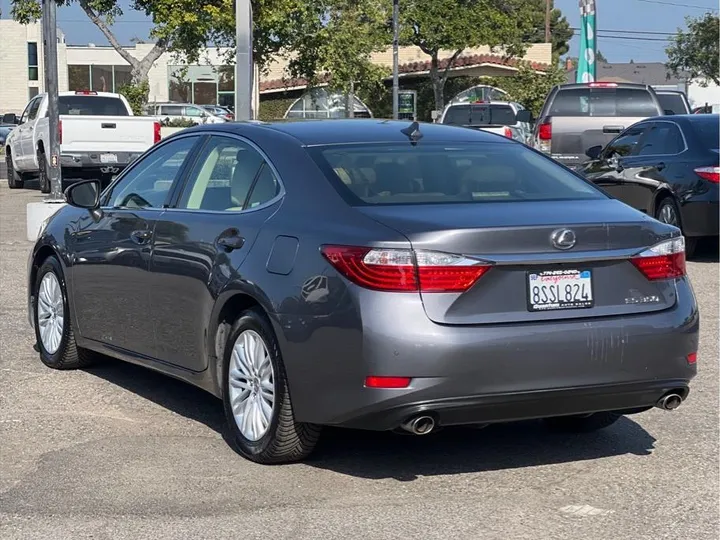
left=549, top=87, right=659, bottom=117
left=657, top=93, right=689, bottom=115
left=442, top=104, right=516, bottom=126
left=691, top=118, right=719, bottom=149
left=58, top=96, right=129, bottom=116
left=310, top=143, right=606, bottom=205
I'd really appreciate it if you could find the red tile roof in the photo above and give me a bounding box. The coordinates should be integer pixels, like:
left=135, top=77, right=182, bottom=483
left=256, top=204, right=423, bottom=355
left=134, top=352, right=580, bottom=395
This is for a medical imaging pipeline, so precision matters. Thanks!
left=259, top=53, right=549, bottom=93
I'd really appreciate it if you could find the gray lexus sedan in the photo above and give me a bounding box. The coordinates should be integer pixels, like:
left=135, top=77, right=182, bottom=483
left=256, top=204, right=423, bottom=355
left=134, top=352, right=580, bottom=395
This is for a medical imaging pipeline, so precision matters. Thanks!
left=27, top=119, right=698, bottom=464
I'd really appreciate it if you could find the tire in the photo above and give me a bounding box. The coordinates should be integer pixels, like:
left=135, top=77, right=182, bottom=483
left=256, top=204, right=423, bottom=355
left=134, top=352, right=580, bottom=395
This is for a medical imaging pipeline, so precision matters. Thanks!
left=6, top=151, right=24, bottom=189
left=543, top=411, right=622, bottom=433
left=33, top=255, right=96, bottom=370
left=222, top=308, right=321, bottom=464
left=37, top=150, right=50, bottom=194
left=656, top=196, right=697, bottom=258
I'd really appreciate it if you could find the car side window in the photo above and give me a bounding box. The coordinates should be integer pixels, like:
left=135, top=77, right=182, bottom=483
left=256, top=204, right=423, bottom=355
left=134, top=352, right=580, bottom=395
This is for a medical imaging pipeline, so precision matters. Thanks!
left=177, top=136, right=267, bottom=211
left=20, top=98, right=36, bottom=124
left=603, top=125, right=646, bottom=158
left=246, top=164, right=280, bottom=208
left=636, top=123, right=684, bottom=156
left=105, top=136, right=197, bottom=209
left=185, top=106, right=205, bottom=118
left=27, top=98, right=42, bottom=121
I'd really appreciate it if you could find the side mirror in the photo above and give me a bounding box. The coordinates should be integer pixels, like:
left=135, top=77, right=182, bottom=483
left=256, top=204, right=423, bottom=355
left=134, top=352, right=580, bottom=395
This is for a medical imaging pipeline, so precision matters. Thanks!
left=65, top=179, right=100, bottom=209
left=2, top=113, right=18, bottom=125
left=585, top=145, right=603, bottom=159
left=515, top=110, right=533, bottom=123
left=663, top=109, right=675, bottom=115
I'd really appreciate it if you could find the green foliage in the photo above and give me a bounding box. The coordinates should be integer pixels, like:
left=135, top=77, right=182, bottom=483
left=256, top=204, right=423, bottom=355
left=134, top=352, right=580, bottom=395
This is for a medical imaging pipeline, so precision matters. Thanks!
left=118, top=81, right=149, bottom=115
left=666, top=13, right=719, bottom=86
left=160, top=118, right=196, bottom=127
left=258, top=97, right=296, bottom=121
left=481, top=62, right=567, bottom=117
left=522, top=0, right=573, bottom=58
left=399, top=0, right=537, bottom=110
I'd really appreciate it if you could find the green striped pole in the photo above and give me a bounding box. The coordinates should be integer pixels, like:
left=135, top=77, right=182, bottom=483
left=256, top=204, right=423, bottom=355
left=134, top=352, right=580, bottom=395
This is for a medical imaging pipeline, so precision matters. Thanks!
left=576, top=0, right=597, bottom=83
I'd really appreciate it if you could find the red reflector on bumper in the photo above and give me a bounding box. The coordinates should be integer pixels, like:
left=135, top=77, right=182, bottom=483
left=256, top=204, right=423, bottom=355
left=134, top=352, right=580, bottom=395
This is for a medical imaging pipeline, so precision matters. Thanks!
left=687, top=352, right=697, bottom=364
left=364, top=376, right=411, bottom=388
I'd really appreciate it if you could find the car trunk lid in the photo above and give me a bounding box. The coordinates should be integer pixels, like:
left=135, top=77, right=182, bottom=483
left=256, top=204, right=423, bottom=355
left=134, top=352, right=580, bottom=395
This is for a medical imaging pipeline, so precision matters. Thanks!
left=358, top=199, right=679, bottom=325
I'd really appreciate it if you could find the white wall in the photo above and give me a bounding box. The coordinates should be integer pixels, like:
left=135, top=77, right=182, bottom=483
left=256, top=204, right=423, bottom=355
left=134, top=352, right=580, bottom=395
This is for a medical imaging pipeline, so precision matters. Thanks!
left=687, top=79, right=720, bottom=108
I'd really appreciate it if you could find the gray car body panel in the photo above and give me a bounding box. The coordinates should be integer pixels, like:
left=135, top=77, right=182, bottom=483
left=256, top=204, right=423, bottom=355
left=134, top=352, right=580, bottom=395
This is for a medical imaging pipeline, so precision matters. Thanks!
left=27, top=120, right=699, bottom=431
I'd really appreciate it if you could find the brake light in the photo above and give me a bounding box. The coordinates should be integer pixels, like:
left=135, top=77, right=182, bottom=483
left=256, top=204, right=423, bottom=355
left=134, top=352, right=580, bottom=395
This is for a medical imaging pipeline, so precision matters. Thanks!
left=320, top=246, right=491, bottom=293
left=588, top=82, right=618, bottom=88
left=364, top=376, right=411, bottom=389
left=630, top=237, right=686, bottom=280
left=57, top=120, right=62, bottom=144
left=537, top=117, right=552, bottom=154
left=694, top=166, right=719, bottom=183
left=687, top=352, right=697, bottom=365
left=503, top=126, right=512, bottom=138
left=153, top=121, right=161, bottom=144
left=75, top=90, right=97, bottom=95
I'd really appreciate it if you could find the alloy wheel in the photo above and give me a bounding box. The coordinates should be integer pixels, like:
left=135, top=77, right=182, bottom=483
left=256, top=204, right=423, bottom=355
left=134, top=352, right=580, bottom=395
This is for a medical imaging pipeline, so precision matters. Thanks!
left=228, top=330, right=275, bottom=441
left=37, top=272, right=65, bottom=354
left=658, top=203, right=678, bottom=227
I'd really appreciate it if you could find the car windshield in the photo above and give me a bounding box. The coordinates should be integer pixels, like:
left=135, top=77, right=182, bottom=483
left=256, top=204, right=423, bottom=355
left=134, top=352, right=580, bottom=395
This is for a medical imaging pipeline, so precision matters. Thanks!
left=657, top=93, right=688, bottom=114
left=58, top=96, right=129, bottom=116
left=310, top=142, right=606, bottom=205
left=442, top=104, right=516, bottom=126
left=549, top=87, right=659, bottom=117
left=691, top=117, right=719, bottom=150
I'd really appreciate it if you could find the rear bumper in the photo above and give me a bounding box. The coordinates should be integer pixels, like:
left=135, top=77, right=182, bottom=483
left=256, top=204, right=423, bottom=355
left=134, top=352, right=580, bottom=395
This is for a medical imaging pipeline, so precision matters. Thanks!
left=682, top=193, right=719, bottom=237
left=280, top=278, right=699, bottom=430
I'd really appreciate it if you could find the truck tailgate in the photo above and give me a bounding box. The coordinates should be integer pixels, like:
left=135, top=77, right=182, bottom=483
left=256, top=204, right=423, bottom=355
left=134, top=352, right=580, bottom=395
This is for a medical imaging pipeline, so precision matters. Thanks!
left=60, top=116, right=156, bottom=154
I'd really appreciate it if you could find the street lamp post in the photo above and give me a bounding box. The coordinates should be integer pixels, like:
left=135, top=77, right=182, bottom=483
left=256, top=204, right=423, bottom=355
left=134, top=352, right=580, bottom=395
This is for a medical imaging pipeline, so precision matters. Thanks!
left=235, top=0, right=253, bottom=121
left=42, top=0, right=62, bottom=200
left=392, top=0, right=399, bottom=119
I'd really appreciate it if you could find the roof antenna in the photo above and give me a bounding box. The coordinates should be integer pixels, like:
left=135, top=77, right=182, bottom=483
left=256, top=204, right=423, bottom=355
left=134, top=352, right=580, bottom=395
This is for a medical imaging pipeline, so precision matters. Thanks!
left=400, top=121, right=423, bottom=145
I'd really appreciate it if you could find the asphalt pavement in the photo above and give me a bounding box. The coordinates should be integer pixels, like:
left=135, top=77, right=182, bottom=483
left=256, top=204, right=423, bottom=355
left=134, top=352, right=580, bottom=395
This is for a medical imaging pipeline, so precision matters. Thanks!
left=0, top=178, right=718, bottom=540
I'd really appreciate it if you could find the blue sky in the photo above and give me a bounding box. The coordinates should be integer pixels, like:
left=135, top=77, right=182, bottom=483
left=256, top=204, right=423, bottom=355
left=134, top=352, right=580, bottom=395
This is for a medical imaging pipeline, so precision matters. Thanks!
left=1, top=0, right=718, bottom=62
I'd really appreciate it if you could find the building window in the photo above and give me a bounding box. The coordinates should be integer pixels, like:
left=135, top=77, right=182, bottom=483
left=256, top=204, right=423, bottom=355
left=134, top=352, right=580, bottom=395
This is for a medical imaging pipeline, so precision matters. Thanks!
left=28, top=43, right=39, bottom=81
left=68, top=65, right=91, bottom=91
left=29, top=87, right=39, bottom=100
left=91, top=65, right=113, bottom=92
left=114, top=65, right=133, bottom=90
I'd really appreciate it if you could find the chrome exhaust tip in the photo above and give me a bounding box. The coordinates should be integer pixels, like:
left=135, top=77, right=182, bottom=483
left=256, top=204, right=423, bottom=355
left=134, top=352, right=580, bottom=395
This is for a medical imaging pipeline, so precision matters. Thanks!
left=400, top=415, right=436, bottom=435
left=656, top=393, right=683, bottom=411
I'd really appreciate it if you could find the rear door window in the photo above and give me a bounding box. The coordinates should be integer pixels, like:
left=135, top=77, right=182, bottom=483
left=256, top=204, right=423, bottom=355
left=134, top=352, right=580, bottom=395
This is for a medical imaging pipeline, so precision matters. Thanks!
left=603, top=125, right=647, bottom=157
left=58, top=96, right=129, bottom=116
left=549, top=88, right=659, bottom=117
left=656, top=93, right=689, bottom=115
left=310, top=142, right=606, bottom=205
left=443, top=104, right=517, bottom=126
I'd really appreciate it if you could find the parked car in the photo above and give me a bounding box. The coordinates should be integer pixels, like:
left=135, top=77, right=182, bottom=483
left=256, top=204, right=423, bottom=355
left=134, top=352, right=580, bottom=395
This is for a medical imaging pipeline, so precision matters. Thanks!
left=201, top=105, right=234, bottom=121
left=531, top=82, right=664, bottom=168
left=29, top=120, right=698, bottom=464
left=439, top=100, right=533, bottom=144
left=0, top=124, right=14, bottom=146
left=578, top=114, right=718, bottom=257
left=147, top=102, right=227, bottom=125
left=655, top=89, right=691, bottom=115
left=4, top=91, right=160, bottom=192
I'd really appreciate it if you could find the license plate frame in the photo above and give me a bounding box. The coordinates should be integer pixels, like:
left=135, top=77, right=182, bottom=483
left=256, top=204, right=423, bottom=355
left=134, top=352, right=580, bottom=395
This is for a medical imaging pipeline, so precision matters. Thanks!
left=526, top=269, right=594, bottom=312
left=100, top=153, right=118, bottom=164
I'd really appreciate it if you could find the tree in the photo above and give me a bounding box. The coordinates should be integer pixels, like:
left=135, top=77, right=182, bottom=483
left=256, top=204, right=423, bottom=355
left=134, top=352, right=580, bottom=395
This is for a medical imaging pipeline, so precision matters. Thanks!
left=483, top=61, right=567, bottom=116
left=399, top=0, right=536, bottom=112
left=286, top=0, right=391, bottom=115
left=666, top=13, right=719, bottom=86
left=523, top=0, right=573, bottom=58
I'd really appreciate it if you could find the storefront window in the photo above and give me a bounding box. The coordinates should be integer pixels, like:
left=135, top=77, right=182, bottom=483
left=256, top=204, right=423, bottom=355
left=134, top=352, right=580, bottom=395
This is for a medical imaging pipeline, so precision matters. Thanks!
left=114, top=65, right=133, bottom=90
left=91, top=65, right=114, bottom=92
left=68, top=65, right=91, bottom=91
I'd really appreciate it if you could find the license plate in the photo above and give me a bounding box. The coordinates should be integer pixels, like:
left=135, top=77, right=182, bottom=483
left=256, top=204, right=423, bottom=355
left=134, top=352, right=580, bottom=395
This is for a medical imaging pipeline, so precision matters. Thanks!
left=527, top=269, right=593, bottom=311
left=100, top=153, right=118, bottom=163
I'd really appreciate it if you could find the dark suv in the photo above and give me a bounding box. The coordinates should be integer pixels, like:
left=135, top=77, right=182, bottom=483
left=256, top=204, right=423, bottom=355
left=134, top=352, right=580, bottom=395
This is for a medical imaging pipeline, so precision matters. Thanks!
left=531, top=82, right=664, bottom=168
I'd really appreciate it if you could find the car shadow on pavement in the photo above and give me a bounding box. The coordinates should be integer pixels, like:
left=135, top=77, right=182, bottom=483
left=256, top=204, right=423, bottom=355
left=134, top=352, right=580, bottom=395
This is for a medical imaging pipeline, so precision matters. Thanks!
left=85, top=357, right=657, bottom=480
left=691, top=240, right=719, bottom=263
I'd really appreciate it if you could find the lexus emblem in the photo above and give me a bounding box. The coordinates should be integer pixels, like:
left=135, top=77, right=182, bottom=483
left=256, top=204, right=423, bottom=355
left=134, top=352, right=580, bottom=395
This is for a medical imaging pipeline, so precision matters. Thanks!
left=551, top=228, right=576, bottom=250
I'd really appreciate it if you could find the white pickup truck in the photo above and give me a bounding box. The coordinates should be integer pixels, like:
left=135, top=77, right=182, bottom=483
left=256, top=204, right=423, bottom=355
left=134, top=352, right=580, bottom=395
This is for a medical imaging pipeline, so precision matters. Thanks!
left=4, top=91, right=160, bottom=192
left=439, top=100, right=534, bottom=144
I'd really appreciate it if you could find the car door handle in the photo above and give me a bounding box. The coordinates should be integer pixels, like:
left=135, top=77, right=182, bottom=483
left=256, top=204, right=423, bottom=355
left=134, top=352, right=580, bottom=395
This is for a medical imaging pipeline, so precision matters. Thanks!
left=603, top=125, right=624, bottom=134
left=130, top=229, right=152, bottom=244
left=216, top=231, right=245, bottom=252
left=655, top=162, right=666, bottom=171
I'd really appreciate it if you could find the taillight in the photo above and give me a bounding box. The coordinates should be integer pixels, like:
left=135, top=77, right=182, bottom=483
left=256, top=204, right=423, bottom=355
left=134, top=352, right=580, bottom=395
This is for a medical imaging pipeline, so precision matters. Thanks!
left=503, top=126, right=512, bottom=138
left=588, top=82, right=618, bottom=88
left=153, top=121, right=161, bottom=144
left=630, top=237, right=686, bottom=280
left=694, top=166, right=719, bottom=183
left=57, top=120, right=62, bottom=144
left=364, top=376, right=411, bottom=389
left=320, top=246, right=491, bottom=293
left=537, top=117, right=552, bottom=154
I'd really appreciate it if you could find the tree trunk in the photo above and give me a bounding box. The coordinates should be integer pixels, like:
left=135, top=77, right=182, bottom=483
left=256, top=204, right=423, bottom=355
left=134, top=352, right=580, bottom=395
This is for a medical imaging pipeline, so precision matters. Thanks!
left=429, top=55, right=444, bottom=115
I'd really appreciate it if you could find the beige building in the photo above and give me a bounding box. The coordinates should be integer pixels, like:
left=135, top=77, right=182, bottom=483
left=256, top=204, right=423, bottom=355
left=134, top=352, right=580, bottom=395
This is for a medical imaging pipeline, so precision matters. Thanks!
left=0, top=19, right=551, bottom=114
